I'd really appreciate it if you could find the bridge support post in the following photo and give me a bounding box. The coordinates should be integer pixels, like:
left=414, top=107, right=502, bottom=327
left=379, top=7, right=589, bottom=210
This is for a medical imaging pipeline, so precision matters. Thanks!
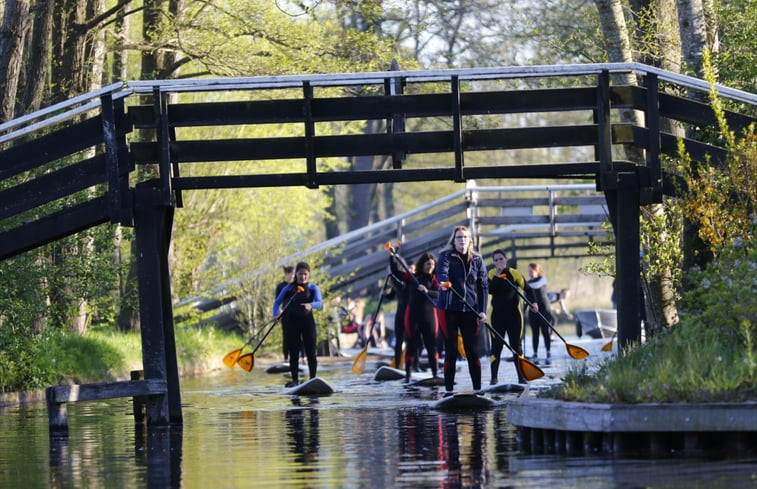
left=615, top=172, right=642, bottom=350
left=133, top=183, right=182, bottom=426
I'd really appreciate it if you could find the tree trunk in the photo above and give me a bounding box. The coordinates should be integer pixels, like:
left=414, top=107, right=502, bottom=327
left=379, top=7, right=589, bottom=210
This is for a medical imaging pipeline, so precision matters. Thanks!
left=677, top=0, right=713, bottom=275
left=0, top=0, right=32, bottom=121
left=19, top=0, right=54, bottom=114
left=626, top=0, right=682, bottom=333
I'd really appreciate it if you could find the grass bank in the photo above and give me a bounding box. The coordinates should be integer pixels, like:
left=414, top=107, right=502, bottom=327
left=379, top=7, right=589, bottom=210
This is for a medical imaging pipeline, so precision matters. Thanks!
left=0, top=324, right=250, bottom=393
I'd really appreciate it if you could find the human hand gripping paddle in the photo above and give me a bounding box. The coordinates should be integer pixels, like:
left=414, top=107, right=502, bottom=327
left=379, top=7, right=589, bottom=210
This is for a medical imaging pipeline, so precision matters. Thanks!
left=384, top=241, right=467, bottom=360
left=223, top=285, right=305, bottom=371
left=499, top=275, right=590, bottom=360
left=352, top=272, right=392, bottom=375
left=438, top=281, right=544, bottom=381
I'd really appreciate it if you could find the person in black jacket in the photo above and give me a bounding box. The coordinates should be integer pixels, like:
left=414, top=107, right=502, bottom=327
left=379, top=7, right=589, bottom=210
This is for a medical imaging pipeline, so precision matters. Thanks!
left=435, top=226, right=488, bottom=394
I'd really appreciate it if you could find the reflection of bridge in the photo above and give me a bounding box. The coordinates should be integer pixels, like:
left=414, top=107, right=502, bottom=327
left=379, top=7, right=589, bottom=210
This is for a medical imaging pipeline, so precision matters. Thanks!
left=2, top=63, right=755, bottom=427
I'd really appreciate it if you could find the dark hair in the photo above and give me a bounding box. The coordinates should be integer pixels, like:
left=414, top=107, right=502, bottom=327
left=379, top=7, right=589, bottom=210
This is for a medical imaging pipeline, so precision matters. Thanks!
left=414, top=252, right=436, bottom=276
left=283, top=265, right=294, bottom=273
left=492, top=249, right=508, bottom=260
left=295, top=261, right=310, bottom=272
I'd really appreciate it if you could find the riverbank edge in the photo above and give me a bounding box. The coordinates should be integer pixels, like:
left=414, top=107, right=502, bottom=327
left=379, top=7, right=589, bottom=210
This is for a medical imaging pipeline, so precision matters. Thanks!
left=506, top=397, right=757, bottom=456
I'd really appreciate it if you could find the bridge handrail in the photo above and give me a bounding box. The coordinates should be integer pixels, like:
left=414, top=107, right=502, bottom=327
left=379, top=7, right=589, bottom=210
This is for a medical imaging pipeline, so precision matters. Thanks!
left=3, top=63, right=754, bottom=148
left=124, top=62, right=757, bottom=105
left=0, top=82, right=129, bottom=145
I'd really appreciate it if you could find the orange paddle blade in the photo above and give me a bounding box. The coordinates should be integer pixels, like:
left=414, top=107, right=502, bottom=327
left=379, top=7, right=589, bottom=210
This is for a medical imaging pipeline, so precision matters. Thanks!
left=351, top=345, right=368, bottom=374
left=567, top=343, right=590, bottom=359
left=237, top=353, right=254, bottom=372
left=457, top=333, right=466, bottom=359
left=601, top=340, right=613, bottom=352
left=223, top=348, right=243, bottom=368
left=517, top=355, right=545, bottom=381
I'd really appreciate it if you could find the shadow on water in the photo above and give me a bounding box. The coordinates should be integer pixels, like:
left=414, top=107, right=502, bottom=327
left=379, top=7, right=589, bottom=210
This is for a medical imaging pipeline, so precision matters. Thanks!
left=2, top=351, right=756, bottom=488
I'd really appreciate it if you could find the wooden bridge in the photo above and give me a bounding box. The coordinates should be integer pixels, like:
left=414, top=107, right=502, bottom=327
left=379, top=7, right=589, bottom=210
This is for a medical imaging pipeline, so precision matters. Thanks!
left=2, top=63, right=755, bottom=428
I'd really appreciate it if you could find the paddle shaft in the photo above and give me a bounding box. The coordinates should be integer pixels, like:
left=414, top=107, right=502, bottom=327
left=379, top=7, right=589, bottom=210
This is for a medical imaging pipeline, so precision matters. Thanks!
left=246, top=285, right=303, bottom=351
left=365, top=273, right=391, bottom=342
left=387, top=246, right=437, bottom=307
left=442, top=283, right=519, bottom=357
left=501, top=275, right=569, bottom=343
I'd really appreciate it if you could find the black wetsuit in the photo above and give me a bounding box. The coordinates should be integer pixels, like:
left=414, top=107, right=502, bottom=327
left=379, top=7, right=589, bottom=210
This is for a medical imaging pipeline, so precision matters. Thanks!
left=526, top=276, right=553, bottom=357
left=488, top=267, right=530, bottom=382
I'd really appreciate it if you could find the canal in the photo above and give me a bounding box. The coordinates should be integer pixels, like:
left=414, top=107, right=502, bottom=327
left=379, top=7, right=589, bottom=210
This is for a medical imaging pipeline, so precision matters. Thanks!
left=1, top=337, right=755, bottom=488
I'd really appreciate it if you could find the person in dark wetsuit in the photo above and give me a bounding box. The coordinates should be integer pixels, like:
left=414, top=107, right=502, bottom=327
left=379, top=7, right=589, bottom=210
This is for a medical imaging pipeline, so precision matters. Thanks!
left=391, top=252, right=440, bottom=382
left=435, top=225, right=489, bottom=394
left=273, top=261, right=323, bottom=387
left=487, top=250, right=535, bottom=384
left=525, top=262, right=553, bottom=362
left=275, top=265, right=295, bottom=361
left=387, top=260, right=415, bottom=369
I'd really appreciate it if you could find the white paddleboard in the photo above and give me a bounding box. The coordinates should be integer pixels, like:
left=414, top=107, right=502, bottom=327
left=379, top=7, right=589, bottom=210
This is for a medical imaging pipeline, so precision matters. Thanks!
left=432, top=392, right=495, bottom=410
left=374, top=366, right=406, bottom=381
left=282, top=377, right=335, bottom=396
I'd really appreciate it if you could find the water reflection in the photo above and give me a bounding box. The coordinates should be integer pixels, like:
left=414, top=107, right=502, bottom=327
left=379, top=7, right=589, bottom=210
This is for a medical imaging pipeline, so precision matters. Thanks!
left=48, top=421, right=183, bottom=489
left=397, top=409, right=490, bottom=489
left=1, top=362, right=756, bottom=489
left=286, top=398, right=320, bottom=467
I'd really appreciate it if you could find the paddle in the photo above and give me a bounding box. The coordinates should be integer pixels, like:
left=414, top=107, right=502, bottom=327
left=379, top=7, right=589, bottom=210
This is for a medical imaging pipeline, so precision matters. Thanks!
left=384, top=241, right=466, bottom=359
left=499, top=275, right=590, bottom=360
left=601, top=330, right=617, bottom=351
left=223, top=285, right=304, bottom=370
left=351, top=273, right=392, bottom=374
left=439, top=281, right=544, bottom=381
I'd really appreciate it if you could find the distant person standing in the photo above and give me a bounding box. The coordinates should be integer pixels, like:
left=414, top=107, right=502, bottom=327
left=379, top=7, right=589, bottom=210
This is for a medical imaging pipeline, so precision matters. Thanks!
left=275, top=265, right=295, bottom=360
left=436, top=226, right=489, bottom=394
left=273, top=262, right=323, bottom=387
left=526, top=263, right=554, bottom=362
left=488, top=250, right=535, bottom=384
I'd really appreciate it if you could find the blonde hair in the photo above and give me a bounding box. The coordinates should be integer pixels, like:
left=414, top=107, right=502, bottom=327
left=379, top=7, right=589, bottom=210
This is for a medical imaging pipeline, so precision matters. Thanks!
left=527, top=263, right=544, bottom=277
left=446, top=225, right=475, bottom=255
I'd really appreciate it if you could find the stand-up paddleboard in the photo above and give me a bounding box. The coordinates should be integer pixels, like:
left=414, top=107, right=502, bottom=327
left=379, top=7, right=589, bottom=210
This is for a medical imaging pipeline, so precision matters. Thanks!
left=483, top=383, right=526, bottom=394
left=432, top=392, right=495, bottom=411
left=374, top=366, right=405, bottom=381
left=282, top=377, right=335, bottom=396
left=413, top=376, right=445, bottom=387
left=265, top=363, right=305, bottom=374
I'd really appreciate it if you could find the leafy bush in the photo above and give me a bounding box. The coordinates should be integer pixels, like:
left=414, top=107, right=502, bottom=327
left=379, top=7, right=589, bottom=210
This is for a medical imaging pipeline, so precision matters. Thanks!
left=552, top=233, right=756, bottom=403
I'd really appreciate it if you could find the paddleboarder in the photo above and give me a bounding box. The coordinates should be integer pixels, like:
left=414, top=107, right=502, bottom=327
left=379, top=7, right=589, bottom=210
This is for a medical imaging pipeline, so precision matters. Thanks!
left=275, top=265, right=295, bottom=361
left=273, top=261, right=323, bottom=387
left=526, top=263, right=554, bottom=362
left=488, top=250, right=535, bottom=384
left=435, top=226, right=489, bottom=394
left=391, top=251, right=441, bottom=382
left=387, top=260, right=415, bottom=369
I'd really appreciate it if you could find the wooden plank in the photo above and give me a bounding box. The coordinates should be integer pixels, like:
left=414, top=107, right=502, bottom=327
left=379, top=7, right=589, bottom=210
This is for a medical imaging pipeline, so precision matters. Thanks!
left=130, top=88, right=604, bottom=129
left=0, top=155, right=107, bottom=220
left=0, top=117, right=105, bottom=180
left=0, top=196, right=110, bottom=260
left=47, top=379, right=167, bottom=404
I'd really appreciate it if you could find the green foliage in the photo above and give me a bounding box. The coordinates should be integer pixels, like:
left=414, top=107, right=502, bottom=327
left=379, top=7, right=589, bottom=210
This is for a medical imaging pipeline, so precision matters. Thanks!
left=554, top=238, right=756, bottom=403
